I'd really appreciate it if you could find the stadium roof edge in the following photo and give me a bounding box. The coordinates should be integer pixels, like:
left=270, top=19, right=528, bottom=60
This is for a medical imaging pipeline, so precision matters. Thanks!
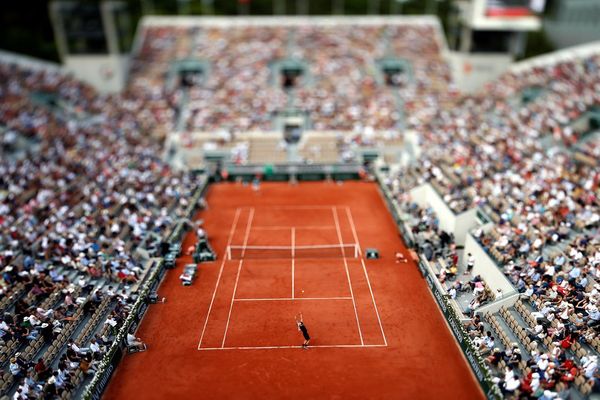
left=139, top=15, right=441, bottom=28
left=0, top=49, right=63, bottom=72
left=509, top=40, right=600, bottom=73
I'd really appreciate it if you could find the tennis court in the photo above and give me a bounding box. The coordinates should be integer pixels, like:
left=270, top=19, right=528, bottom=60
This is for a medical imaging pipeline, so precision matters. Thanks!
left=105, top=181, right=483, bottom=400
left=197, top=205, right=386, bottom=350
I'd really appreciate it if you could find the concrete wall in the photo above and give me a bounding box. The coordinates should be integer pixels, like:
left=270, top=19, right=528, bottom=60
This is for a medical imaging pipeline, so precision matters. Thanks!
left=455, top=208, right=479, bottom=245
left=141, top=15, right=444, bottom=29
left=464, top=233, right=517, bottom=297
left=448, top=52, right=513, bottom=93
left=409, top=183, right=479, bottom=245
left=546, top=21, right=600, bottom=50
left=64, top=55, right=129, bottom=93
left=410, top=183, right=454, bottom=235
left=476, top=293, right=520, bottom=316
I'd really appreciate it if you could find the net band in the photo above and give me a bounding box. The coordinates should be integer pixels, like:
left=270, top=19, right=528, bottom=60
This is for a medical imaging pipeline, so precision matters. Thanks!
left=227, top=244, right=359, bottom=260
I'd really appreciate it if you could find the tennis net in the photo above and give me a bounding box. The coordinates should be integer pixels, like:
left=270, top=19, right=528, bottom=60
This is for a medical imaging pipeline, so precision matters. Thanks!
left=226, top=244, right=359, bottom=260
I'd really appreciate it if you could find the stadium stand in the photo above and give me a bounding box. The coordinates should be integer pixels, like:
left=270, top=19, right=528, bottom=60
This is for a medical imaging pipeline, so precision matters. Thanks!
left=133, top=17, right=448, bottom=164
left=1, top=13, right=599, bottom=399
left=0, top=50, right=205, bottom=398
left=381, top=41, right=600, bottom=398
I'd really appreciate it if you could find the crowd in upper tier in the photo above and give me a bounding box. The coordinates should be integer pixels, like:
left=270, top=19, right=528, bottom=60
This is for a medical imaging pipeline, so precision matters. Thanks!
left=410, top=54, right=599, bottom=214
left=130, top=22, right=450, bottom=133
left=0, top=57, right=201, bottom=398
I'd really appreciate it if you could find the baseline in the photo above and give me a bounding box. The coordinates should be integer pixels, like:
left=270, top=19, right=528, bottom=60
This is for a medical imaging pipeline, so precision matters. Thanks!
left=266, top=206, right=336, bottom=210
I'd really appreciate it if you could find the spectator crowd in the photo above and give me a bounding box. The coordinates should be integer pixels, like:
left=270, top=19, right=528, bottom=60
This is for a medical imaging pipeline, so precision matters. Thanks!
left=0, top=55, right=201, bottom=398
left=1, top=18, right=599, bottom=399
left=131, top=21, right=450, bottom=136
left=384, top=49, right=600, bottom=398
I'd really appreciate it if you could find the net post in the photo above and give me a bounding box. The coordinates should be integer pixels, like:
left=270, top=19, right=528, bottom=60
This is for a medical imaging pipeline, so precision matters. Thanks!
left=226, top=246, right=231, bottom=260
left=354, top=244, right=359, bottom=258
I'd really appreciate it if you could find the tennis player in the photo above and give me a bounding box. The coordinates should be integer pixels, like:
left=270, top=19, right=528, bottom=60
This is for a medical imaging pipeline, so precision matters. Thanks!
left=295, top=312, right=311, bottom=349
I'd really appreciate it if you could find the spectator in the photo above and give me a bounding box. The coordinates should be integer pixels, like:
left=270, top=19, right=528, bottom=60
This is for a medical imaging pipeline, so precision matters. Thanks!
left=126, top=331, right=147, bottom=352
left=583, top=355, right=599, bottom=379
left=9, top=357, right=23, bottom=380
left=465, top=253, right=475, bottom=275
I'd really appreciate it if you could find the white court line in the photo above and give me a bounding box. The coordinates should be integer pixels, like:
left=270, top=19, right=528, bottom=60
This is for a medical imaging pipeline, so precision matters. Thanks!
left=332, top=206, right=364, bottom=346
left=198, top=344, right=387, bottom=351
left=234, top=297, right=353, bottom=302
left=346, top=207, right=388, bottom=347
left=197, top=208, right=241, bottom=350
left=345, top=207, right=363, bottom=256
left=252, top=226, right=336, bottom=230
left=291, top=227, right=295, bottom=299
left=267, top=206, right=335, bottom=210
left=221, top=208, right=254, bottom=348
left=221, top=260, right=243, bottom=348
left=240, top=208, right=255, bottom=258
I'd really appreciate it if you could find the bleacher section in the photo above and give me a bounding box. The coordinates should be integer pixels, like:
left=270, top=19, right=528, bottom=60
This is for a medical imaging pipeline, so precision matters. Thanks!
left=0, top=49, right=208, bottom=399
left=131, top=17, right=449, bottom=166
left=297, top=132, right=339, bottom=163
left=380, top=41, right=600, bottom=398
left=1, top=16, right=599, bottom=400
left=247, top=133, right=288, bottom=164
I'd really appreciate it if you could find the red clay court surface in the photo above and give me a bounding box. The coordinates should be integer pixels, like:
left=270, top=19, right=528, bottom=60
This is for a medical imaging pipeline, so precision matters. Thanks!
left=105, top=181, right=484, bottom=400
